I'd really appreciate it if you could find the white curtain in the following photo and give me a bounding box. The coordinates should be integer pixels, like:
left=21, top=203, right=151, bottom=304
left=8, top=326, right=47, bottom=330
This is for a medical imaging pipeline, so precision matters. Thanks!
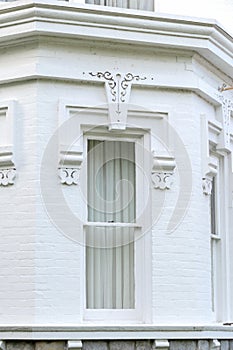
left=85, top=0, right=154, bottom=11
left=86, top=140, right=135, bottom=309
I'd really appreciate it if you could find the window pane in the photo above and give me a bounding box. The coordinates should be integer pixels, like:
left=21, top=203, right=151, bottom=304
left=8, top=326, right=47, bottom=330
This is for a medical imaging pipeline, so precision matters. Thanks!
left=88, top=140, right=136, bottom=223
left=210, top=177, right=217, bottom=234
left=86, top=140, right=136, bottom=309
left=86, top=226, right=135, bottom=309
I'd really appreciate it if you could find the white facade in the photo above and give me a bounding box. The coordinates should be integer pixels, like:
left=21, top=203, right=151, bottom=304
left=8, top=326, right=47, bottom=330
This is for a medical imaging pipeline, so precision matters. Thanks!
left=0, top=0, right=233, bottom=342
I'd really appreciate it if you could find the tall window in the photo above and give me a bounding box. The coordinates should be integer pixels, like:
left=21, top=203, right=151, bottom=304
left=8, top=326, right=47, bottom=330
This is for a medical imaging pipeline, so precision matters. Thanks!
left=86, top=140, right=136, bottom=309
left=210, top=177, right=217, bottom=235
left=210, top=175, right=221, bottom=316
left=85, top=0, right=154, bottom=11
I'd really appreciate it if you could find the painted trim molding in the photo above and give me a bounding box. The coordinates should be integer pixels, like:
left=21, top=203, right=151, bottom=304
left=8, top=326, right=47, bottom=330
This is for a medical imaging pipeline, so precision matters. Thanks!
left=0, top=0, right=232, bottom=77
left=0, top=325, right=232, bottom=340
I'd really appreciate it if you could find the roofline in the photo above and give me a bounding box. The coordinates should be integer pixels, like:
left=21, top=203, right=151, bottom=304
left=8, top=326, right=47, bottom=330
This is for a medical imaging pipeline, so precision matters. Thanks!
left=0, top=0, right=232, bottom=77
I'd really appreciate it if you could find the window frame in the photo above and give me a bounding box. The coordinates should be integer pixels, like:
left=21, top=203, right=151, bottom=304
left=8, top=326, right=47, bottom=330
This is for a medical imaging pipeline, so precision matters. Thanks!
left=209, top=154, right=222, bottom=320
left=82, top=128, right=151, bottom=323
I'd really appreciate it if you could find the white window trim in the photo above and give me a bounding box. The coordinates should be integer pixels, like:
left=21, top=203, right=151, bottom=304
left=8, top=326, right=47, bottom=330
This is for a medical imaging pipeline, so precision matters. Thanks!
left=209, top=156, right=221, bottom=319
left=81, top=128, right=152, bottom=324
left=201, top=113, right=233, bottom=323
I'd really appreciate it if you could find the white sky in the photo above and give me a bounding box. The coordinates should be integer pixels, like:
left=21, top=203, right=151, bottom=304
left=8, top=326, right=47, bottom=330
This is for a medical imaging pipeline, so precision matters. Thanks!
left=156, top=0, right=233, bottom=36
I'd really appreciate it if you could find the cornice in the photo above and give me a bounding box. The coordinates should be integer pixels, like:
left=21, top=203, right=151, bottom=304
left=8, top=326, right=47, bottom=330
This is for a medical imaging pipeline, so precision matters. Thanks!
left=0, top=0, right=232, bottom=77
left=0, top=325, right=233, bottom=340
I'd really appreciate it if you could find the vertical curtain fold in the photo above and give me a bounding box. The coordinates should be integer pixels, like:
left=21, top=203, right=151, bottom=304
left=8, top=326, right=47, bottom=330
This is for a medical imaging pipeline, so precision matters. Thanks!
left=86, top=140, right=135, bottom=309
left=85, top=0, right=154, bottom=11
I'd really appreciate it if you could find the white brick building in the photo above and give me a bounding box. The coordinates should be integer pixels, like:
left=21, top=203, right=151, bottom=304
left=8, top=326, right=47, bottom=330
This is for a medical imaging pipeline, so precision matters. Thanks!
left=0, top=0, right=233, bottom=349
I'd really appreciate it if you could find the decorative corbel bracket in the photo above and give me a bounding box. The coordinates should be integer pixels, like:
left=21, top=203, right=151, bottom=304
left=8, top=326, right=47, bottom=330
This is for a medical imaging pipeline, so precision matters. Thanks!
left=0, top=101, right=16, bottom=186
left=151, top=153, right=176, bottom=190
left=202, top=178, right=212, bottom=196
left=217, top=91, right=233, bottom=152
left=0, top=149, right=16, bottom=186
left=153, top=340, right=170, bottom=350
left=67, top=340, right=82, bottom=350
left=58, top=146, right=83, bottom=185
left=202, top=157, right=218, bottom=196
left=89, top=71, right=146, bottom=130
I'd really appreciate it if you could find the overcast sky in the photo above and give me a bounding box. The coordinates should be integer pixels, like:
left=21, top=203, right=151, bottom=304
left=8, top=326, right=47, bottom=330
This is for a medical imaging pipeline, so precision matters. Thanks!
left=156, top=0, right=233, bottom=35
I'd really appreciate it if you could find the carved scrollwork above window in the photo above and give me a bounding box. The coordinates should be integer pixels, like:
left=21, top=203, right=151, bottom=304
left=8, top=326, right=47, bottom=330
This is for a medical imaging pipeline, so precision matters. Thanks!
left=216, top=86, right=233, bottom=152
left=89, top=71, right=147, bottom=130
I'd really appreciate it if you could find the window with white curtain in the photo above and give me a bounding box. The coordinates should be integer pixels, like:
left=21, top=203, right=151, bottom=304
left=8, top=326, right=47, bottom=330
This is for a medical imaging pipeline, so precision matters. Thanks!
left=209, top=162, right=221, bottom=319
left=85, top=0, right=154, bottom=11
left=83, top=129, right=151, bottom=323
left=86, top=140, right=136, bottom=309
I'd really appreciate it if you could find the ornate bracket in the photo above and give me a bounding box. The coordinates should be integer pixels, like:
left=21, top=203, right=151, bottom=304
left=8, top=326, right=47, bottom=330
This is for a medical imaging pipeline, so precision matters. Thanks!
left=0, top=101, right=16, bottom=186
left=89, top=71, right=146, bottom=130
left=202, top=178, right=212, bottom=196
left=202, top=157, right=217, bottom=195
left=59, top=168, right=79, bottom=185
left=217, top=93, right=233, bottom=151
left=152, top=153, right=176, bottom=190
left=0, top=149, right=16, bottom=186
left=152, top=172, right=174, bottom=190
left=0, top=168, right=16, bottom=186
left=58, top=147, right=83, bottom=186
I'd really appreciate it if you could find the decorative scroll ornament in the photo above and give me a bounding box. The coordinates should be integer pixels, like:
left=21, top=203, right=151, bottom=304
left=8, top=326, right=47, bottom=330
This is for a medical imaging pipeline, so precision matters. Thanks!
left=0, top=168, right=16, bottom=186
left=58, top=147, right=83, bottom=185
left=217, top=87, right=233, bottom=151
left=220, top=96, right=233, bottom=148
left=151, top=153, right=176, bottom=190
left=59, top=168, right=79, bottom=186
left=152, top=172, right=174, bottom=190
left=89, top=71, right=146, bottom=130
left=0, top=148, right=16, bottom=186
left=202, top=177, right=212, bottom=196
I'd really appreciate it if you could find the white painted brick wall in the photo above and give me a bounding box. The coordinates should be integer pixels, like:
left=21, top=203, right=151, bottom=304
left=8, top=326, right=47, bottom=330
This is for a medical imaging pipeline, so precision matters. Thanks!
left=0, top=33, right=232, bottom=325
